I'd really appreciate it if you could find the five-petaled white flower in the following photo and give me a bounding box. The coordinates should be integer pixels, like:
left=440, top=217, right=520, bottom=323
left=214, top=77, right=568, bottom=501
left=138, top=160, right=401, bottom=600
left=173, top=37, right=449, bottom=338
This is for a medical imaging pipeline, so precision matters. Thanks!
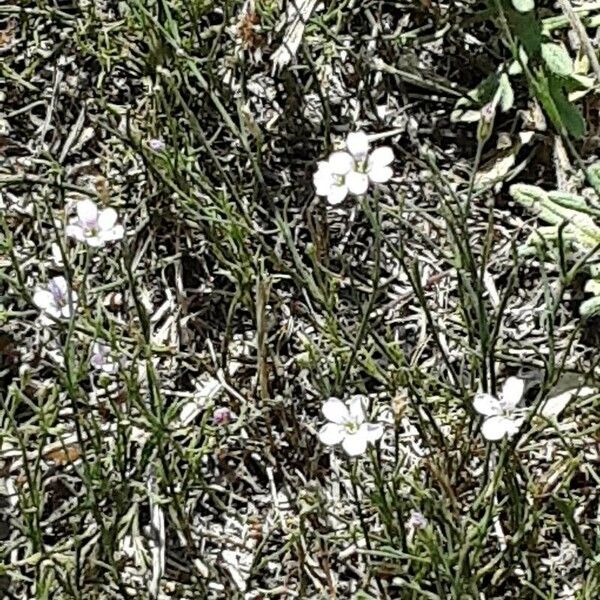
left=313, top=131, right=394, bottom=204
left=33, top=276, right=78, bottom=321
left=473, top=377, right=525, bottom=441
left=66, top=199, right=124, bottom=247
left=90, top=342, right=118, bottom=374
left=318, top=396, right=384, bottom=456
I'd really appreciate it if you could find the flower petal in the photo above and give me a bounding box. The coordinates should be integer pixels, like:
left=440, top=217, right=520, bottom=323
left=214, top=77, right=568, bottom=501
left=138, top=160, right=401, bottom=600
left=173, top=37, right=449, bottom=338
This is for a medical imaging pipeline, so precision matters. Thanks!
left=313, top=164, right=333, bottom=196
left=322, top=398, right=349, bottom=424
left=473, top=393, right=502, bottom=416
left=346, top=131, right=369, bottom=158
left=503, top=417, right=522, bottom=438
left=342, top=431, right=368, bottom=456
left=98, top=208, right=118, bottom=231
left=501, top=376, right=524, bottom=409
left=481, top=415, right=510, bottom=441
left=369, top=146, right=394, bottom=169
left=327, top=184, right=348, bottom=205
left=76, top=200, right=98, bottom=226
left=90, top=353, right=105, bottom=370
left=328, top=151, right=354, bottom=175
left=346, top=171, right=369, bottom=195
left=318, top=423, right=345, bottom=446
left=66, top=224, right=86, bottom=242
left=103, top=362, right=118, bottom=375
left=48, top=275, right=68, bottom=302
left=60, top=305, right=74, bottom=318
left=101, top=224, right=124, bottom=242
left=368, top=166, right=393, bottom=184
left=362, top=422, right=384, bottom=443
left=348, top=395, right=366, bottom=424
left=86, top=236, right=104, bottom=248
left=33, top=290, right=55, bottom=310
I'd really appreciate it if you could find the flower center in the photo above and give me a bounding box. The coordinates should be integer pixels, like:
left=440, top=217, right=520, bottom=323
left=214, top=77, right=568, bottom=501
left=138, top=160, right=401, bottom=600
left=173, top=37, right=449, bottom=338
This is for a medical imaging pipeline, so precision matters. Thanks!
left=344, top=420, right=360, bottom=434
left=354, top=156, right=368, bottom=173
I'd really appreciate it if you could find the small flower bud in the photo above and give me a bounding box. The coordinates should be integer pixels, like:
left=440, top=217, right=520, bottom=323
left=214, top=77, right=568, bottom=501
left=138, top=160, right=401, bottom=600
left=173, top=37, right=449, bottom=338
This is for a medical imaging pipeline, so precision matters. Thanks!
left=213, top=407, right=233, bottom=425
left=477, top=102, right=496, bottom=144
left=148, top=138, right=165, bottom=152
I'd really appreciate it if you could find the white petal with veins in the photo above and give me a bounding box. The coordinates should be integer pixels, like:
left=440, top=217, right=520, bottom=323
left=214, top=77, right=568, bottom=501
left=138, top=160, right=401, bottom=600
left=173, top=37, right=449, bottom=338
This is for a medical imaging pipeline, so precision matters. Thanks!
left=346, top=131, right=369, bottom=158
left=322, top=398, right=349, bottom=424
left=346, top=171, right=369, bottom=195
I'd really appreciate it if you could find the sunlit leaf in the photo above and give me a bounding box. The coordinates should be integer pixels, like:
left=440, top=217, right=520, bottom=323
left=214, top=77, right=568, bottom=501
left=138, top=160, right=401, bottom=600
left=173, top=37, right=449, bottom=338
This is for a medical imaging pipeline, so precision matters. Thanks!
left=542, top=43, right=574, bottom=77
left=512, top=0, right=534, bottom=12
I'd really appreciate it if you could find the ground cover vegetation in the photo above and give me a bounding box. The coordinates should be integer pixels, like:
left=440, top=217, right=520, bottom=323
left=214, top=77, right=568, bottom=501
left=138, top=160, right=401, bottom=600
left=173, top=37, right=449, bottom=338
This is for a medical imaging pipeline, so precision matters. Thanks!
left=1, top=0, right=600, bottom=598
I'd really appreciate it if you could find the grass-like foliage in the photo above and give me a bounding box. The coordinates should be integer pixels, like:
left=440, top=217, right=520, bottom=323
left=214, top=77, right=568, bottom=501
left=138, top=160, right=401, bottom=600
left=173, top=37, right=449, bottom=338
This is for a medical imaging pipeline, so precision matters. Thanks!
left=1, top=0, right=600, bottom=598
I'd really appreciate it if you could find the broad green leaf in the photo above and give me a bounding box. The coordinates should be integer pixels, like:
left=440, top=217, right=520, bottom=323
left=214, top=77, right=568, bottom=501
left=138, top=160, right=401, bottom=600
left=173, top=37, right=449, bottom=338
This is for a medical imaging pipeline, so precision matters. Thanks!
left=508, top=6, right=542, bottom=55
left=541, top=43, right=574, bottom=77
left=512, top=0, right=534, bottom=12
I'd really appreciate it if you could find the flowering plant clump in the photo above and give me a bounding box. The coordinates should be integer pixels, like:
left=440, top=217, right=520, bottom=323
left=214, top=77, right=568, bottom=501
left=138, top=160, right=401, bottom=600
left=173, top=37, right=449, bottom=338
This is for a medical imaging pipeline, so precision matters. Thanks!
left=318, top=395, right=383, bottom=456
left=313, top=131, right=394, bottom=205
left=66, top=199, right=124, bottom=247
left=473, top=377, right=526, bottom=441
left=90, top=342, right=118, bottom=374
left=33, top=276, right=78, bottom=321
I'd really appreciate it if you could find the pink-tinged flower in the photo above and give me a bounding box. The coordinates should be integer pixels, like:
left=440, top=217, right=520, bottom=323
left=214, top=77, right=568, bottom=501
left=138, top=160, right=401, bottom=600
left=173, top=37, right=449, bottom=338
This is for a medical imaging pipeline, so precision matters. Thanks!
left=213, top=407, right=233, bottom=425
left=33, top=276, right=78, bottom=321
left=407, top=510, right=428, bottom=531
left=66, top=200, right=124, bottom=247
left=473, top=377, right=525, bottom=441
left=90, top=342, right=118, bottom=374
left=318, top=396, right=383, bottom=456
left=148, top=138, right=165, bottom=152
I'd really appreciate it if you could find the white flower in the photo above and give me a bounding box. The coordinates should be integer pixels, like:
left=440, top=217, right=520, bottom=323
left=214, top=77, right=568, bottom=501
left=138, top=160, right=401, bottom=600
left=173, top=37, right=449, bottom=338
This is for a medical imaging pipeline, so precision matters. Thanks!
left=313, top=132, right=394, bottom=203
left=313, top=151, right=354, bottom=205
left=33, top=276, right=78, bottom=321
left=66, top=199, right=124, bottom=247
left=345, top=131, right=394, bottom=194
left=473, top=377, right=525, bottom=441
left=90, top=342, right=118, bottom=374
left=318, top=396, right=384, bottom=456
